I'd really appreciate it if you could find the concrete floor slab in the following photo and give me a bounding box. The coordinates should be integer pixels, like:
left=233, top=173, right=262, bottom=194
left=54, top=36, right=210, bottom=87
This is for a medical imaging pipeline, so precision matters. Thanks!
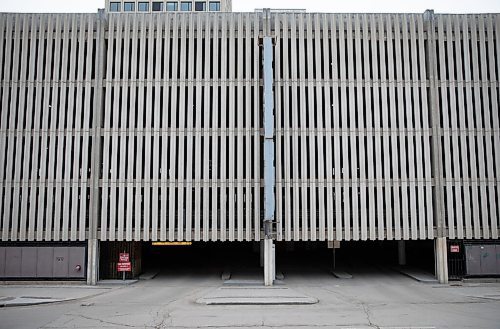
left=1, top=267, right=499, bottom=329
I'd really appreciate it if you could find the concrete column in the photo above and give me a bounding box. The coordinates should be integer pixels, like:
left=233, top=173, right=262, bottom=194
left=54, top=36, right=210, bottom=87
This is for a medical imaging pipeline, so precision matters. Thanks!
left=262, top=22, right=276, bottom=287
left=435, top=237, right=449, bottom=284
left=332, top=248, right=336, bottom=270
left=398, top=240, right=406, bottom=266
left=86, top=239, right=99, bottom=285
left=264, top=238, right=275, bottom=286
left=273, top=244, right=276, bottom=280
left=260, top=240, right=264, bottom=267
left=86, top=9, right=106, bottom=286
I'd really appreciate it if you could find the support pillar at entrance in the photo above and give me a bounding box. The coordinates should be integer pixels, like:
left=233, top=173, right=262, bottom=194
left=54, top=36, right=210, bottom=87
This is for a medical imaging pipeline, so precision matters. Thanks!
left=264, top=239, right=275, bottom=286
left=328, top=240, right=340, bottom=270
left=398, top=240, right=406, bottom=266
left=260, top=240, right=264, bottom=267
left=435, top=237, right=448, bottom=284
left=87, top=239, right=99, bottom=285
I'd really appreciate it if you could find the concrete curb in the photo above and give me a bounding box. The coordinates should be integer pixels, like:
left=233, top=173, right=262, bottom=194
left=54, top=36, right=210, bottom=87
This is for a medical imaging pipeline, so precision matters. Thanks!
left=0, top=297, right=70, bottom=308
left=197, top=296, right=319, bottom=305
left=331, top=270, right=353, bottom=279
left=462, top=278, right=500, bottom=284
left=139, top=270, right=159, bottom=280
left=197, top=286, right=319, bottom=305
left=97, top=279, right=138, bottom=285
left=393, top=267, right=438, bottom=283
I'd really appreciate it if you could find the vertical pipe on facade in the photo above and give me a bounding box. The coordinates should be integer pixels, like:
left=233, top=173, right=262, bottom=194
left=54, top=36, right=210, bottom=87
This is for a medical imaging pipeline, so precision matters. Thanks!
left=87, top=9, right=107, bottom=285
left=263, top=8, right=275, bottom=238
left=424, top=10, right=445, bottom=239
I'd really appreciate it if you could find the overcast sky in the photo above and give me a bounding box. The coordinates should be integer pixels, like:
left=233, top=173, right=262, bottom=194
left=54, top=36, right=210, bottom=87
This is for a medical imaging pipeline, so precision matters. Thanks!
left=0, top=0, right=499, bottom=13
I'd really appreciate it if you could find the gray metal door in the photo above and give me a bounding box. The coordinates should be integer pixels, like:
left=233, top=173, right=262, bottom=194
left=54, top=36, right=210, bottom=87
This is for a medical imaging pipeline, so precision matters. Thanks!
left=0, top=246, right=86, bottom=279
left=481, top=245, right=497, bottom=275
left=0, top=247, right=5, bottom=277
left=497, top=245, right=500, bottom=274
left=68, top=247, right=86, bottom=278
left=465, top=245, right=482, bottom=275
left=20, top=247, right=37, bottom=278
left=53, top=247, right=69, bottom=277
left=37, top=247, right=54, bottom=277
left=5, top=248, right=22, bottom=277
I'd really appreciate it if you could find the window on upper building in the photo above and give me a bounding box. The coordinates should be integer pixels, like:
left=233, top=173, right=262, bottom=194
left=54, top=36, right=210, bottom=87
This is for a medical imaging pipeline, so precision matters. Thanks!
left=195, top=2, right=206, bottom=11
left=138, top=2, right=149, bottom=11
left=166, top=2, right=178, bottom=11
left=152, top=1, right=163, bottom=11
left=180, top=2, right=192, bottom=11
left=209, top=1, right=220, bottom=11
left=124, top=2, right=135, bottom=11
left=109, top=2, right=121, bottom=12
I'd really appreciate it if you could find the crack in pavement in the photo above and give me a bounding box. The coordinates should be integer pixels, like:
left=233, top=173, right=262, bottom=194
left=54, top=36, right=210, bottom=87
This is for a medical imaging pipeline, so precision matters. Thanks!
left=322, top=287, right=381, bottom=328
left=154, top=312, right=170, bottom=329
left=361, top=303, right=380, bottom=329
left=150, top=286, right=209, bottom=329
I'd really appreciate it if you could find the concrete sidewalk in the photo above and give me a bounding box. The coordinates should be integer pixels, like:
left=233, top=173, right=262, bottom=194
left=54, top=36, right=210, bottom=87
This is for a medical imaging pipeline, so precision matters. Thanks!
left=0, top=284, right=113, bottom=307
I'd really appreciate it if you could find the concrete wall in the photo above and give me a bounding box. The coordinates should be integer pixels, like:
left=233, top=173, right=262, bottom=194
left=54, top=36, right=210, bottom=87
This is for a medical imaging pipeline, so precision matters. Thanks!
left=0, top=246, right=86, bottom=279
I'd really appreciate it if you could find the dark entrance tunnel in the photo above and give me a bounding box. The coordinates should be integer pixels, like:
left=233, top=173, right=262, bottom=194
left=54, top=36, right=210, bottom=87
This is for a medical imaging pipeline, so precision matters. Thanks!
left=275, top=240, right=435, bottom=276
left=99, top=240, right=436, bottom=280
left=142, top=241, right=260, bottom=273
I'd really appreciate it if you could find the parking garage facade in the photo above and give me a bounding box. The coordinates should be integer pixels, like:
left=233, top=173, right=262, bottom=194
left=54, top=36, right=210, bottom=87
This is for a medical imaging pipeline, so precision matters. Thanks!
left=0, top=10, right=499, bottom=284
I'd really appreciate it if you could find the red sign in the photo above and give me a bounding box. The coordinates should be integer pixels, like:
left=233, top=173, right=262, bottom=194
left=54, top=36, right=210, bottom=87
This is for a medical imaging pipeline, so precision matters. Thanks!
left=450, top=245, right=460, bottom=253
left=119, top=253, right=130, bottom=262
left=117, top=262, right=131, bottom=272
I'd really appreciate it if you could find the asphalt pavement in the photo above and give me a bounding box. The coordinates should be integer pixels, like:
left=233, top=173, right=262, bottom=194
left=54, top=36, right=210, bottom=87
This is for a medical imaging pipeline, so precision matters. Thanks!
left=1, top=265, right=499, bottom=329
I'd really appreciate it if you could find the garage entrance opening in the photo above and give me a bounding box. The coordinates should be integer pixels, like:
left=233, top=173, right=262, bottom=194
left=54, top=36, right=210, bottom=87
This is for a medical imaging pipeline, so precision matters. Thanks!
left=99, top=241, right=261, bottom=280
left=99, top=240, right=436, bottom=281
left=275, top=240, right=435, bottom=278
left=142, top=242, right=260, bottom=275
